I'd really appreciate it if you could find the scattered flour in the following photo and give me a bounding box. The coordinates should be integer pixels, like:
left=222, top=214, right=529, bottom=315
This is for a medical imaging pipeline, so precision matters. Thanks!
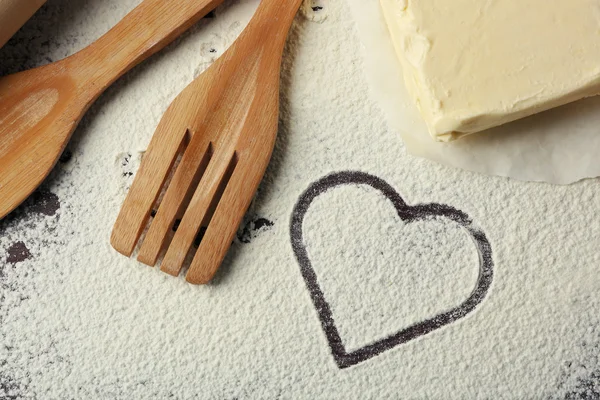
left=0, top=0, right=598, bottom=399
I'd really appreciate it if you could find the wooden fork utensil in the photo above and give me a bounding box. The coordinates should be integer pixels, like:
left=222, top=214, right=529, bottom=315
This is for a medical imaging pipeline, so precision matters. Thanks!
left=111, top=0, right=303, bottom=284
left=0, top=0, right=224, bottom=219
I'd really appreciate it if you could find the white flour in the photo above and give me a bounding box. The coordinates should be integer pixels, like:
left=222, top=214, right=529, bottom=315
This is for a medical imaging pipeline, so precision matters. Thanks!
left=303, top=184, right=479, bottom=353
left=1, top=0, right=599, bottom=399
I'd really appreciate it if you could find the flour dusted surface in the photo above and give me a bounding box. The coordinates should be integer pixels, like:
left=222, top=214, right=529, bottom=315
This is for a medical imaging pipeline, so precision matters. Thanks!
left=303, top=184, right=479, bottom=353
left=0, top=0, right=599, bottom=399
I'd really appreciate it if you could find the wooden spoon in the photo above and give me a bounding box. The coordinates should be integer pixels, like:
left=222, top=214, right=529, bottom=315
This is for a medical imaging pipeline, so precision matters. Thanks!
left=0, top=0, right=224, bottom=219
left=111, top=0, right=303, bottom=284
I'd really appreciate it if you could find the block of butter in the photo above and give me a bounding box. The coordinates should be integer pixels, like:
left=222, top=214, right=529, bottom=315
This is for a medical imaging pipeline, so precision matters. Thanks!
left=380, top=0, right=600, bottom=141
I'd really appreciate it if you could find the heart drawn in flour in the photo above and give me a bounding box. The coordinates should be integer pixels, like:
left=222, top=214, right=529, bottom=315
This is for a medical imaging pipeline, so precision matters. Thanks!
left=290, top=171, right=494, bottom=369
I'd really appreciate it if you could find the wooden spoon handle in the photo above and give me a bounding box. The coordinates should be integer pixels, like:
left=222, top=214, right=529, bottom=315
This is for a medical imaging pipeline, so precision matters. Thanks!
left=74, top=0, right=224, bottom=94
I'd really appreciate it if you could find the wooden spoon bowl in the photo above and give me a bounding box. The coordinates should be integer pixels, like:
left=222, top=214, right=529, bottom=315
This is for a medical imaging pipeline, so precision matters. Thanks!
left=0, top=60, right=78, bottom=216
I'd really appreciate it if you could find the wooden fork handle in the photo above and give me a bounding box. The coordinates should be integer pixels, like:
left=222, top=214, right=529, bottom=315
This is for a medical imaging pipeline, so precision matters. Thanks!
left=75, top=0, right=224, bottom=93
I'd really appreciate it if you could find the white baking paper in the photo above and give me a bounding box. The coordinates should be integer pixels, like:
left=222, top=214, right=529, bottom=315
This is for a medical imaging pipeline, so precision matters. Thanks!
left=346, top=0, right=600, bottom=184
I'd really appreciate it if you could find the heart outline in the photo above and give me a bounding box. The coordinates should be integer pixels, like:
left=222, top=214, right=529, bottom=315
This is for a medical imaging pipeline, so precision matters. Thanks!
left=290, top=171, right=494, bottom=369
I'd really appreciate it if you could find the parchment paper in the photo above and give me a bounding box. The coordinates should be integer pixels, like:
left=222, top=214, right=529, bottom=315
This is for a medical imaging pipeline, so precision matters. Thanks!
left=347, top=0, right=600, bottom=184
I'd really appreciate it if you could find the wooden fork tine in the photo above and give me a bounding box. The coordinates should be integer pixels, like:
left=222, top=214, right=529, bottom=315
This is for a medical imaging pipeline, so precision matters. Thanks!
left=182, top=74, right=280, bottom=284
left=110, top=111, right=190, bottom=256
left=185, top=154, right=267, bottom=285
left=137, top=137, right=212, bottom=266
left=160, top=146, right=237, bottom=277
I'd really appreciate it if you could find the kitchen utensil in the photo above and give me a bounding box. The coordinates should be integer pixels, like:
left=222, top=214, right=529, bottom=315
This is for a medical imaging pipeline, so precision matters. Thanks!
left=111, top=0, right=303, bottom=284
left=0, top=0, right=45, bottom=48
left=0, top=0, right=224, bottom=219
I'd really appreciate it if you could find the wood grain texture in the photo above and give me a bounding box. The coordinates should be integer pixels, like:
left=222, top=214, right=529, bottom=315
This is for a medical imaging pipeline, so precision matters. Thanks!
left=111, top=0, right=304, bottom=284
left=0, top=0, right=224, bottom=219
left=0, top=0, right=46, bottom=49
